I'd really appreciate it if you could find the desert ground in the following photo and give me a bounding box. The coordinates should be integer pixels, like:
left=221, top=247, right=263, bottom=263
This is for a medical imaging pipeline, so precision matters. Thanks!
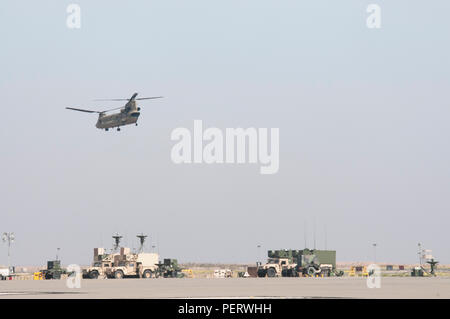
left=1, top=277, right=449, bottom=299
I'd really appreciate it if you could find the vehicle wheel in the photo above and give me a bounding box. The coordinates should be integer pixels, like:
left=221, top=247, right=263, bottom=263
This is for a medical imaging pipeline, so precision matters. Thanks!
left=114, top=270, right=124, bottom=279
left=266, top=267, right=277, bottom=278
left=143, top=270, right=152, bottom=279
left=306, top=266, right=316, bottom=277
left=89, top=271, right=99, bottom=279
left=335, top=270, right=344, bottom=277
left=257, top=269, right=267, bottom=278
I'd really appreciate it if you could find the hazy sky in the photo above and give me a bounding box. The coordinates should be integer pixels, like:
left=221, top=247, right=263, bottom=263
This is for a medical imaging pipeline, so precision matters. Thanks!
left=1, top=1, right=449, bottom=266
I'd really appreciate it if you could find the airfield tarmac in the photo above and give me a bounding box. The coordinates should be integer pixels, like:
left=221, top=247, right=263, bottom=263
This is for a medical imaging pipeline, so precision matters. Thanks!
left=0, top=277, right=449, bottom=299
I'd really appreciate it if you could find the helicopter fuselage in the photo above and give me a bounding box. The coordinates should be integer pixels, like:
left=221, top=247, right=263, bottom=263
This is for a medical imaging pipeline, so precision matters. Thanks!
left=95, top=101, right=141, bottom=130
left=95, top=110, right=140, bottom=129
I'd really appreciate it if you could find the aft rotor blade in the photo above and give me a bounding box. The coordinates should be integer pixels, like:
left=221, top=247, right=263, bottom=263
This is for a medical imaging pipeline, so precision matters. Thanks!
left=93, top=98, right=128, bottom=101
left=66, top=107, right=100, bottom=113
left=135, top=96, right=164, bottom=100
left=101, top=106, right=124, bottom=113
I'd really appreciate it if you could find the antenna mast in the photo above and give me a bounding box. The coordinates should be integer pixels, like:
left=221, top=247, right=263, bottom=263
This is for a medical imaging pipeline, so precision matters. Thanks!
left=136, top=233, right=148, bottom=253
left=313, top=218, right=316, bottom=250
left=304, top=220, right=307, bottom=248
left=112, top=233, right=122, bottom=252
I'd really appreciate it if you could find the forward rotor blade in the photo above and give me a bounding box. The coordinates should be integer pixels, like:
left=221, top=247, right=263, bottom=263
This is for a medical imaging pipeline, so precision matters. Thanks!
left=93, top=96, right=163, bottom=101
left=135, top=96, right=164, bottom=100
left=66, top=107, right=100, bottom=113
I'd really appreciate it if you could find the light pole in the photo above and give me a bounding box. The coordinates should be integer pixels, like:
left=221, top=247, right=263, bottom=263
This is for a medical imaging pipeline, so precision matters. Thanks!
left=418, top=243, right=422, bottom=266
left=372, top=243, right=377, bottom=264
left=2, top=232, right=15, bottom=271
left=256, top=244, right=261, bottom=266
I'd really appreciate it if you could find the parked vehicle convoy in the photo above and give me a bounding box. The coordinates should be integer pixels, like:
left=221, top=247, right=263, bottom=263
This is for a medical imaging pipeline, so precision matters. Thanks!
left=82, top=234, right=185, bottom=279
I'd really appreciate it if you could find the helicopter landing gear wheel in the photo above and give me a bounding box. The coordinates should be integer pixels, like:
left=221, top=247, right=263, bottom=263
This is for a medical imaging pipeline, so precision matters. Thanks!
left=105, top=128, right=109, bottom=131
left=117, top=127, right=121, bottom=131
left=135, top=123, right=138, bottom=126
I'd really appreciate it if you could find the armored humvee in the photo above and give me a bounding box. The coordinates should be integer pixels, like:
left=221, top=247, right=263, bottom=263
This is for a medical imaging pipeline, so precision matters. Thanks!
left=257, top=257, right=295, bottom=277
left=105, top=252, right=160, bottom=279
left=82, top=248, right=119, bottom=279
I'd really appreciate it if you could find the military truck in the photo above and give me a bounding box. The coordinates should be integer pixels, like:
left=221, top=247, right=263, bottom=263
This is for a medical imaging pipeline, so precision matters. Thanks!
left=156, top=259, right=184, bottom=278
left=82, top=248, right=119, bottom=279
left=258, top=249, right=343, bottom=277
left=41, top=260, right=65, bottom=279
left=293, top=249, right=339, bottom=277
left=105, top=251, right=160, bottom=279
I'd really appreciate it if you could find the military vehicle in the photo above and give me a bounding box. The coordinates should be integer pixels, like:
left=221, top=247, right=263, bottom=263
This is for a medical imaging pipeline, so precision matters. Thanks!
left=257, top=249, right=343, bottom=277
left=105, top=252, right=160, bottom=279
left=66, top=92, right=163, bottom=131
left=42, top=260, right=65, bottom=279
left=257, top=256, right=295, bottom=277
left=293, top=249, right=341, bottom=277
left=156, top=259, right=184, bottom=278
left=104, top=233, right=161, bottom=279
left=83, top=234, right=124, bottom=279
left=83, top=248, right=119, bottom=279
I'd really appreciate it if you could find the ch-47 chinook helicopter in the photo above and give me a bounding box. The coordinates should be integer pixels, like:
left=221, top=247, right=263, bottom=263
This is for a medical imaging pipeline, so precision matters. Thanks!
left=66, top=93, right=163, bottom=131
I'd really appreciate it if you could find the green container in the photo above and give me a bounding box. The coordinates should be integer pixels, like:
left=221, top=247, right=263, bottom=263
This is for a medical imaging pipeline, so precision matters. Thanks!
left=267, top=249, right=337, bottom=269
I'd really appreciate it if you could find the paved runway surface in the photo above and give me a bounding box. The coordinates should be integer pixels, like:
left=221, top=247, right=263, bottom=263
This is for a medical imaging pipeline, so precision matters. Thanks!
left=0, top=277, right=449, bottom=299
